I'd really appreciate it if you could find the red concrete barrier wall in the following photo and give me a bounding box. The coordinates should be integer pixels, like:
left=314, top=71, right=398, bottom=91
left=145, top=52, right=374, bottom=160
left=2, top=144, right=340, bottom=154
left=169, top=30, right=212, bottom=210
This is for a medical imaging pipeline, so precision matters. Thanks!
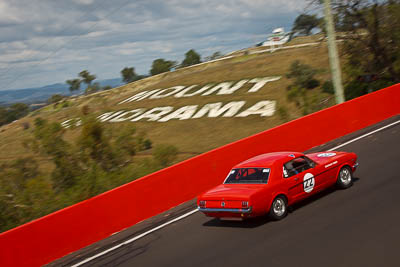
left=1, top=84, right=399, bottom=267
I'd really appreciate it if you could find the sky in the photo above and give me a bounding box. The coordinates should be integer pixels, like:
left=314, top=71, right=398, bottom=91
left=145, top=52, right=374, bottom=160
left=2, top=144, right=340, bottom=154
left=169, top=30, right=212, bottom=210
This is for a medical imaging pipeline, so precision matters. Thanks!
left=0, top=0, right=308, bottom=91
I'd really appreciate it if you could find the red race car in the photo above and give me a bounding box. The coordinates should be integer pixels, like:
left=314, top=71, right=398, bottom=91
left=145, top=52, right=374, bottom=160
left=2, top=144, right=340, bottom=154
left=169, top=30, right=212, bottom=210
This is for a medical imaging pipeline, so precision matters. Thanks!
left=197, top=151, right=358, bottom=220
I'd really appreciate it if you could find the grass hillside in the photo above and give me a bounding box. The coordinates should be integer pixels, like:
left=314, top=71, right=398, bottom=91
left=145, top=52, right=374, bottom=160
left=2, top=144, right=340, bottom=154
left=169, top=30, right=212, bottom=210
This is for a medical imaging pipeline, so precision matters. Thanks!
left=0, top=39, right=335, bottom=165
left=0, top=37, right=340, bottom=232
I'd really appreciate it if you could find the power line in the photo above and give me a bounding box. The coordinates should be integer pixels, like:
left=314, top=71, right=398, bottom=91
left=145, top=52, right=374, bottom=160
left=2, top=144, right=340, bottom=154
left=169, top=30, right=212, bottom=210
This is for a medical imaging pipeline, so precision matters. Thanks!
left=1, top=0, right=132, bottom=90
left=0, top=0, right=109, bottom=81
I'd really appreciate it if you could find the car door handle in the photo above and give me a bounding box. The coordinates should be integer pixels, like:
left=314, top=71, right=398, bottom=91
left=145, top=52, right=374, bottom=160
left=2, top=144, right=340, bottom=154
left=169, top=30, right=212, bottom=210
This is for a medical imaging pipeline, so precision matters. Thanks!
left=294, top=178, right=299, bottom=181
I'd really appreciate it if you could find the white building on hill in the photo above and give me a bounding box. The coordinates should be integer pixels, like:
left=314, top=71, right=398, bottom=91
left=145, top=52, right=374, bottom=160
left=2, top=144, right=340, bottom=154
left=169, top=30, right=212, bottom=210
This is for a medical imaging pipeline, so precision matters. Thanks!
left=261, top=28, right=291, bottom=47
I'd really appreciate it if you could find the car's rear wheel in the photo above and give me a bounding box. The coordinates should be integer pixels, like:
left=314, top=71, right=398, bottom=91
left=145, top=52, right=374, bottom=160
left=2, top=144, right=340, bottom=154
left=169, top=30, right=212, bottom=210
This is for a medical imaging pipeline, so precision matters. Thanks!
left=269, top=196, right=288, bottom=220
left=336, top=166, right=353, bottom=189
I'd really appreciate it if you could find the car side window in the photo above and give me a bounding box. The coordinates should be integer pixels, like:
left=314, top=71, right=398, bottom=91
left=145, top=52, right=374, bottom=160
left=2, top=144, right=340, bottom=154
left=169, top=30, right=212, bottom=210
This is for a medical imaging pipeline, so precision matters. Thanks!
left=283, top=161, right=297, bottom=178
left=283, top=157, right=314, bottom=178
left=303, top=156, right=316, bottom=168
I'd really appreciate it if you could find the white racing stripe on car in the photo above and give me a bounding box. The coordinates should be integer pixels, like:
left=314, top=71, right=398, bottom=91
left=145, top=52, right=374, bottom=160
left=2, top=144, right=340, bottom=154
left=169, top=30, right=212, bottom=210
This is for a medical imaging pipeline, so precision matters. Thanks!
left=70, top=209, right=198, bottom=267
left=327, top=119, right=400, bottom=151
left=71, top=118, right=400, bottom=266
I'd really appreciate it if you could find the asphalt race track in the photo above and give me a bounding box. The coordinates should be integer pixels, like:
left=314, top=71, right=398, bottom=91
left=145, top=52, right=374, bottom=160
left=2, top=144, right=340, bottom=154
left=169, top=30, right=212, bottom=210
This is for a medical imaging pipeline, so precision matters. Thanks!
left=54, top=118, right=400, bottom=267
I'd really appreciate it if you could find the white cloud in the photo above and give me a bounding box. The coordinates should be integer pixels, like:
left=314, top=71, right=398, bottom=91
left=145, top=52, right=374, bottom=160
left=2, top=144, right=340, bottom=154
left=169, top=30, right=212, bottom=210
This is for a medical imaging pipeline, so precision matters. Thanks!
left=86, top=30, right=107, bottom=38
left=72, top=0, right=95, bottom=5
left=0, top=0, right=308, bottom=90
left=0, top=1, right=22, bottom=24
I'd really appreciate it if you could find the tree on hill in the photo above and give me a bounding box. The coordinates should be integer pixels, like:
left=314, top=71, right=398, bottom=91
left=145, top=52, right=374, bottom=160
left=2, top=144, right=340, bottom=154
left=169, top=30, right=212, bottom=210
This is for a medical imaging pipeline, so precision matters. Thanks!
left=150, top=59, right=176, bottom=76
left=66, top=70, right=97, bottom=95
left=8, top=103, right=29, bottom=121
left=85, top=82, right=101, bottom=95
left=311, top=0, right=400, bottom=99
left=0, top=103, right=30, bottom=126
left=48, top=94, right=65, bottom=104
left=31, top=118, right=80, bottom=190
left=286, top=60, right=321, bottom=115
left=66, top=79, right=81, bottom=93
left=121, top=67, right=137, bottom=84
left=286, top=60, right=319, bottom=89
left=180, top=49, right=201, bottom=68
left=0, top=107, right=9, bottom=126
left=205, top=51, right=222, bottom=61
left=153, top=144, right=178, bottom=168
left=292, top=14, right=321, bottom=36
left=79, top=70, right=96, bottom=87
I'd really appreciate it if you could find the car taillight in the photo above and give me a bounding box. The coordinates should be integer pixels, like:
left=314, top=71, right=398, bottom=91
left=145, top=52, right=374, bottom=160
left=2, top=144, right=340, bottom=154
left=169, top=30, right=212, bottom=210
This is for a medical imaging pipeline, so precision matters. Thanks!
left=242, top=201, right=249, bottom=208
left=199, top=200, right=206, bottom=208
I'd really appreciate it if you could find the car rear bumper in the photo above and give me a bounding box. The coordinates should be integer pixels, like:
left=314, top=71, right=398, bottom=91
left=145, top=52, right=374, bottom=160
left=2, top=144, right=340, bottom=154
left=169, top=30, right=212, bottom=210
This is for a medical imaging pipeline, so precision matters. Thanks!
left=198, top=207, right=252, bottom=214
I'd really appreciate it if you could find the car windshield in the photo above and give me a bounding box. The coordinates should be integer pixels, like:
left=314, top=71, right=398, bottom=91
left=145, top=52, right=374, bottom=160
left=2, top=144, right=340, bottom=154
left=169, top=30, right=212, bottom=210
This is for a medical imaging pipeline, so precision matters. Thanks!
left=224, top=168, right=270, bottom=184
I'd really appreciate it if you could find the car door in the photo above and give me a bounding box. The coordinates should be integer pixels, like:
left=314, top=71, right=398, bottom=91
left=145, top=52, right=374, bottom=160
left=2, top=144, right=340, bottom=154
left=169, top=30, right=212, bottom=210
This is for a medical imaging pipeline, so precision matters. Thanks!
left=283, top=157, right=317, bottom=202
left=282, top=159, right=304, bottom=203
left=303, top=156, right=333, bottom=191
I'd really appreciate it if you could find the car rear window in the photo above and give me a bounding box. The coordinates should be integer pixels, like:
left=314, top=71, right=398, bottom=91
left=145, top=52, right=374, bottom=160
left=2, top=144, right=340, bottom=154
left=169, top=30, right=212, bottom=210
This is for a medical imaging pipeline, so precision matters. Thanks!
left=224, top=168, right=270, bottom=184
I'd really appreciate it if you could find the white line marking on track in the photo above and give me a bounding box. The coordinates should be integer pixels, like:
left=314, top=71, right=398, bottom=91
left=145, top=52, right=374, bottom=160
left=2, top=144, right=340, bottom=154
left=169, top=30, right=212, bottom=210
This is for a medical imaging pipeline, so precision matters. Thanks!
left=328, top=119, right=400, bottom=151
left=70, top=209, right=198, bottom=267
left=71, top=118, right=400, bottom=266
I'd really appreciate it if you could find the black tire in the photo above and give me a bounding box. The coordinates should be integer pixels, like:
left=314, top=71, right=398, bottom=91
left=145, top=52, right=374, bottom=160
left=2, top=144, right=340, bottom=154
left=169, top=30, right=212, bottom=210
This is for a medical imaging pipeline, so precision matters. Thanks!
left=336, top=166, right=353, bottom=189
left=269, top=196, right=288, bottom=220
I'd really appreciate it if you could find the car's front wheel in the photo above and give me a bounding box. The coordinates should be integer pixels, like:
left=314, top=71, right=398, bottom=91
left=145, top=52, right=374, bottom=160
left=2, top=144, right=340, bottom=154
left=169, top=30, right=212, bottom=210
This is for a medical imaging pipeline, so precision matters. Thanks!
left=336, top=166, right=353, bottom=189
left=269, top=196, right=288, bottom=220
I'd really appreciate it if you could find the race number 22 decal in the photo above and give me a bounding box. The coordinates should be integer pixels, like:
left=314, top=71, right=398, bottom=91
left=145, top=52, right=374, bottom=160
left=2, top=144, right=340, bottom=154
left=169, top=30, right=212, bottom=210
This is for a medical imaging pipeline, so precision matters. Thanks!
left=303, top=173, right=315, bottom=193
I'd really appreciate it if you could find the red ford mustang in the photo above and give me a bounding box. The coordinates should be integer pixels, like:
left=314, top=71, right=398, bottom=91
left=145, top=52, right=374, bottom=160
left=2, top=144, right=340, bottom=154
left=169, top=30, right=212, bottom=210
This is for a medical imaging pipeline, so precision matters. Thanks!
left=197, top=151, right=358, bottom=220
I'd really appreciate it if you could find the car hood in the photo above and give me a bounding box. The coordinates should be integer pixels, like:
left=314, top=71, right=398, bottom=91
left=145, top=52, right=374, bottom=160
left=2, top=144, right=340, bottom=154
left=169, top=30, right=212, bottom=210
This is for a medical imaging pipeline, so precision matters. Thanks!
left=199, top=184, right=265, bottom=200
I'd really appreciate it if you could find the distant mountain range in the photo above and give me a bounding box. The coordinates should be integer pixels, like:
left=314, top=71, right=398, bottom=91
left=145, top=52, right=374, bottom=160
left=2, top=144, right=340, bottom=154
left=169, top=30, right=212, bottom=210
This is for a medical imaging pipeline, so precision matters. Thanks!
left=0, top=78, right=124, bottom=105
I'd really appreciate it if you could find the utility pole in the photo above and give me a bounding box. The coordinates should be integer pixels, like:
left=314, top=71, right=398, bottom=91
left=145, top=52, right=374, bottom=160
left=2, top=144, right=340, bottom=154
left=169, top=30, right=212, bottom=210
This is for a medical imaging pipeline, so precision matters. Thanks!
left=323, top=0, right=345, bottom=104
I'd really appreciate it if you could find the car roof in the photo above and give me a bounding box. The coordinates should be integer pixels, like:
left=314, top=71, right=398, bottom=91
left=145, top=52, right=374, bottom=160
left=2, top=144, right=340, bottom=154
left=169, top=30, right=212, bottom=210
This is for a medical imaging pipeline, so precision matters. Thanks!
left=233, top=152, right=304, bottom=168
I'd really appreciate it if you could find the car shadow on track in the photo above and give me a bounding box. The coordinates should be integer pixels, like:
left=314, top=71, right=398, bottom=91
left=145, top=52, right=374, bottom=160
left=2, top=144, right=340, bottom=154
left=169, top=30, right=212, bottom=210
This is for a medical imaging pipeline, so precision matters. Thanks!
left=202, top=216, right=272, bottom=228
left=202, top=177, right=360, bottom=229
left=290, top=176, right=360, bottom=211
